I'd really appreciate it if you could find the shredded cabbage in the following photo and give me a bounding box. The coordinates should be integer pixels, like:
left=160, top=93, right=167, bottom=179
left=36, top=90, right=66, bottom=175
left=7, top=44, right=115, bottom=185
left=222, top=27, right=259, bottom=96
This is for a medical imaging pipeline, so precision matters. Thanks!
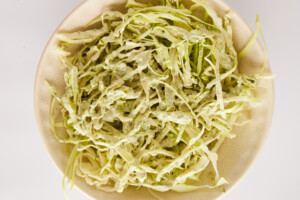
left=47, top=0, right=262, bottom=196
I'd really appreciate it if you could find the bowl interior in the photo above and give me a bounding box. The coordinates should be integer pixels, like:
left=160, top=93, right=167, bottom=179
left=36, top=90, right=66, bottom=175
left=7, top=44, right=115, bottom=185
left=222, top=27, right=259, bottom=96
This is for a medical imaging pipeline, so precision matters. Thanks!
left=34, top=0, right=274, bottom=199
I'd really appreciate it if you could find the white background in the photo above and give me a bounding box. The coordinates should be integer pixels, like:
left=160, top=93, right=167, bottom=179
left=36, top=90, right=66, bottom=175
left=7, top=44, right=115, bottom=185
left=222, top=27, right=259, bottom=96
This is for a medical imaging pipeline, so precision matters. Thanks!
left=0, top=0, right=299, bottom=199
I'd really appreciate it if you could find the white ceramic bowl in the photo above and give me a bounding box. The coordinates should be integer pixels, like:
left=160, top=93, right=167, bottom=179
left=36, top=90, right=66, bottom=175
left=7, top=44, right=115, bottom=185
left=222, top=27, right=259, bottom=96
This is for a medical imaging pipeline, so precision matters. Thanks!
left=34, top=0, right=274, bottom=199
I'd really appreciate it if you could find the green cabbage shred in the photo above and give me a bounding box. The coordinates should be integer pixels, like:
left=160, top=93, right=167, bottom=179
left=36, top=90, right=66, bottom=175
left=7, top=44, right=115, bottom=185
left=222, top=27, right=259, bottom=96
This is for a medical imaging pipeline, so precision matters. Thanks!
left=46, top=0, right=264, bottom=196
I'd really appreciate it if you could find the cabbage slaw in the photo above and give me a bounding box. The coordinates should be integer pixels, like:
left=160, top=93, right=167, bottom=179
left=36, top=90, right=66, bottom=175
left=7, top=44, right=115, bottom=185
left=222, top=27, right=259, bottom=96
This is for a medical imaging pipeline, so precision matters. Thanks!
left=46, top=0, right=261, bottom=196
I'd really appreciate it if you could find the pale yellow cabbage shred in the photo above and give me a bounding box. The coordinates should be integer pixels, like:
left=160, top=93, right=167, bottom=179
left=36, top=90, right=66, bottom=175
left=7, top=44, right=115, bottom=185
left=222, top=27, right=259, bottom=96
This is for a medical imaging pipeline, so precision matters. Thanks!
left=47, top=0, right=260, bottom=195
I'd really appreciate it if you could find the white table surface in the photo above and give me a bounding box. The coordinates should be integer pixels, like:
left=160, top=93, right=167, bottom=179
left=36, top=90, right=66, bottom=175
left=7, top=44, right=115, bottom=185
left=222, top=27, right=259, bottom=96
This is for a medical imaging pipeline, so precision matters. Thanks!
left=0, top=0, right=299, bottom=199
